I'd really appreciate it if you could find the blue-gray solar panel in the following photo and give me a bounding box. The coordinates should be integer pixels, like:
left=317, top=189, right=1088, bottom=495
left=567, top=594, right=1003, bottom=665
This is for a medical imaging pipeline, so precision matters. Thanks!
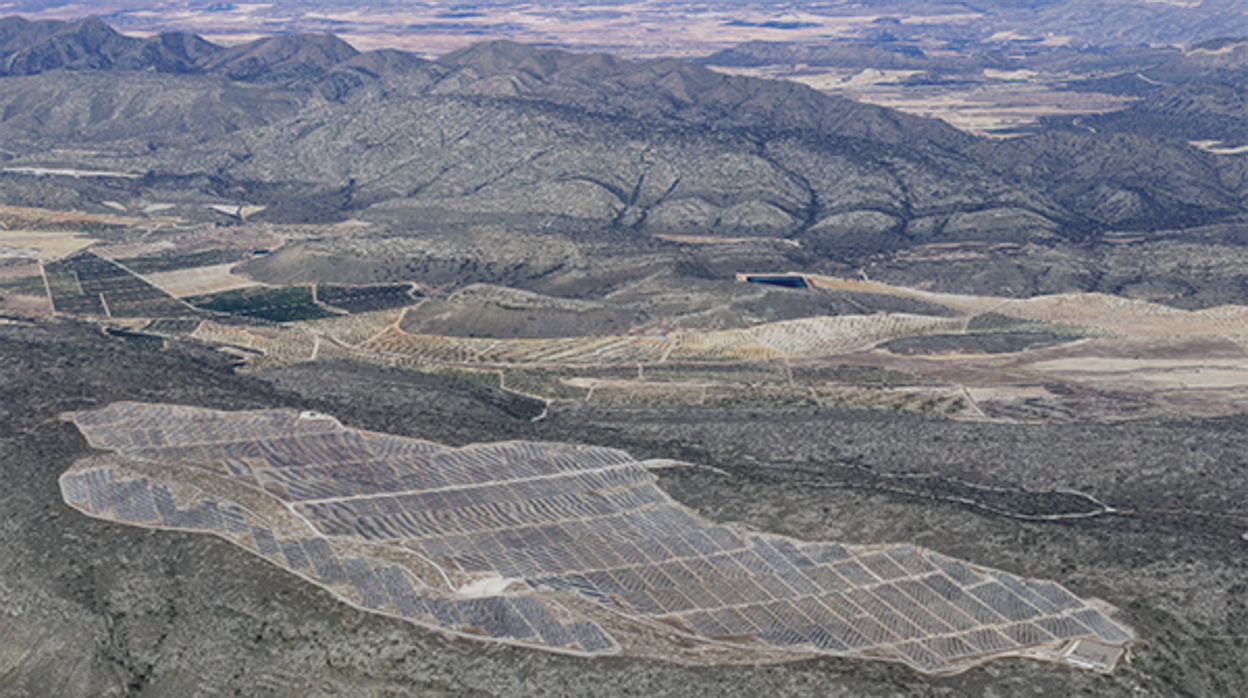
left=61, top=404, right=1134, bottom=674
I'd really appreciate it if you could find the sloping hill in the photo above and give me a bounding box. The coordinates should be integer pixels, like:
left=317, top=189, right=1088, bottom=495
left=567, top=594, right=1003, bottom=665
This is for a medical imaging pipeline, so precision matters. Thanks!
left=432, top=41, right=974, bottom=151
left=1047, top=37, right=1248, bottom=145
left=198, top=33, right=360, bottom=82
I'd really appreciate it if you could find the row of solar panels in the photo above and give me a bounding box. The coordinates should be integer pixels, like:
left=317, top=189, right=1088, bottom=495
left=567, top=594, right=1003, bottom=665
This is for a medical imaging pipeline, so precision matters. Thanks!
left=62, top=467, right=1121, bottom=644
left=114, top=432, right=635, bottom=495
left=65, top=405, right=1135, bottom=674
left=63, top=465, right=1131, bottom=673
left=267, top=457, right=648, bottom=507
left=296, top=481, right=669, bottom=542
left=74, top=406, right=340, bottom=445
left=62, top=468, right=620, bottom=654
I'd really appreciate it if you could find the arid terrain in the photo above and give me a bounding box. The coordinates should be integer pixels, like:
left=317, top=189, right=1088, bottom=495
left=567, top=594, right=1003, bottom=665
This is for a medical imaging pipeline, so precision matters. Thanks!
left=3, top=9, right=1248, bottom=698
left=8, top=0, right=1248, bottom=56
left=8, top=0, right=1248, bottom=135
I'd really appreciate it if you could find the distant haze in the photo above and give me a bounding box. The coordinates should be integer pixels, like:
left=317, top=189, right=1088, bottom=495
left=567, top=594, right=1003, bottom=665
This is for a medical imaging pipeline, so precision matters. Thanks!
left=4, top=1, right=1248, bottom=57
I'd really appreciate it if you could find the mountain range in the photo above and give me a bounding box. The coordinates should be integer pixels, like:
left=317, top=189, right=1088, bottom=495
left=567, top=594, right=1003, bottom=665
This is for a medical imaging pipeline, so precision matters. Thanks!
left=2, top=16, right=1248, bottom=307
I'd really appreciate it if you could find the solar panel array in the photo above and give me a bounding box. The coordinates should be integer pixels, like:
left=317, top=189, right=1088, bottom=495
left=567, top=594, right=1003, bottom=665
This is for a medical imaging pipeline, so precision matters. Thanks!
left=60, top=403, right=1131, bottom=673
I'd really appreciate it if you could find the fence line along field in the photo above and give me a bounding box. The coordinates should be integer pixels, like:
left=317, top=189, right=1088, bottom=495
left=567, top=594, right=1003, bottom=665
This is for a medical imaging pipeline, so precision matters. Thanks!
left=60, top=402, right=1133, bottom=675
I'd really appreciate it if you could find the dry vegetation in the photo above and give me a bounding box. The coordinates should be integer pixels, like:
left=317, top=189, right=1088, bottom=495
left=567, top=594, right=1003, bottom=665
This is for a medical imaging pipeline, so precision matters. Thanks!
left=0, top=204, right=152, bottom=231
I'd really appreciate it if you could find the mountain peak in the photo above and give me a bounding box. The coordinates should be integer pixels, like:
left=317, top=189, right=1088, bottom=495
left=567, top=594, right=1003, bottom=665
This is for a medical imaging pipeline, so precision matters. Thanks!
left=60, top=15, right=126, bottom=50
left=199, top=32, right=360, bottom=81
left=438, top=40, right=558, bottom=77
left=0, top=14, right=138, bottom=75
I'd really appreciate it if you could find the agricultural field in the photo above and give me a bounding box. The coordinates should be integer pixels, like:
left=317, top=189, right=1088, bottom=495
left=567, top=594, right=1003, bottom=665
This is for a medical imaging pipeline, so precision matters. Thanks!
left=84, top=271, right=1237, bottom=421
left=361, top=314, right=965, bottom=367
left=0, top=229, right=95, bottom=260
left=42, top=253, right=192, bottom=318
left=303, top=310, right=407, bottom=346
left=800, top=275, right=1248, bottom=343
left=317, top=284, right=421, bottom=314
left=120, top=248, right=257, bottom=275
left=0, top=265, right=51, bottom=313
left=3, top=200, right=1246, bottom=423
left=186, top=286, right=341, bottom=323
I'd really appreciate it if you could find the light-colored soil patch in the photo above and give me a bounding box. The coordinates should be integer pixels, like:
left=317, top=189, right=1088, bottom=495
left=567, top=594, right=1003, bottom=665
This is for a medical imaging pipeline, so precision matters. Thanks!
left=797, top=275, right=1248, bottom=341
left=845, top=85, right=1136, bottom=136
left=0, top=230, right=97, bottom=260
left=93, top=241, right=177, bottom=259
left=0, top=204, right=151, bottom=229
left=0, top=294, right=53, bottom=313
left=0, top=263, right=41, bottom=279
left=143, top=263, right=265, bottom=297
left=997, top=295, right=1248, bottom=339
left=1031, top=357, right=1248, bottom=388
left=1190, top=141, right=1248, bottom=155
left=803, top=275, right=1003, bottom=314
left=2, top=166, right=141, bottom=178
left=835, top=336, right=1248, bottom=418
left=709, top=66, right=1137, bottom=135
left=206, top=204, right=268, bottom=221
left=966, top=385, right=1058, bottom=402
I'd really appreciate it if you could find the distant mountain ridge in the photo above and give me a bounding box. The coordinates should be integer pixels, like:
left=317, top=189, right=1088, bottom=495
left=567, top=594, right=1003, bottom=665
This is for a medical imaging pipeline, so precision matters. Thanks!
left=1043, top=36, right=1248, bottom=146
left=698, top=40, right=1017, bottom=73
left=0, top=16, right=223, bottom=75
left=1154, top=37, right=1248, bottom=83
left=0, top=15, right=403, bottom=83
left=0, top=16, right=966, bottom=150
left=1, top=15, right=1247, bottom=257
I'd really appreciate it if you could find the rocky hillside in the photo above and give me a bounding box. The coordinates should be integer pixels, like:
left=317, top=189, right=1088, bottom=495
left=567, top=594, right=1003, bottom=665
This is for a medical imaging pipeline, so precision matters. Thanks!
left=2, top=17, right=1247, bottom=259
left=1048, top=37, right=1248, bottom=145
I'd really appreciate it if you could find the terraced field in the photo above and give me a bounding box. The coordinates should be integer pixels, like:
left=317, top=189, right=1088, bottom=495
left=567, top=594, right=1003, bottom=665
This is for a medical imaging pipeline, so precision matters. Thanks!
left=357, top=312, right=964, bottom=366
left=60, top=403, right=1132, bottom=674
left=799, top=275, right=1248, bottom=344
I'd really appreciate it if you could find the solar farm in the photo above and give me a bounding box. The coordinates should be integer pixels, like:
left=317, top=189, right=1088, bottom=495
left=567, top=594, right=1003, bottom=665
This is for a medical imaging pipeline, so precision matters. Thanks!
left=60, top=403, right=1132, bottom=674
